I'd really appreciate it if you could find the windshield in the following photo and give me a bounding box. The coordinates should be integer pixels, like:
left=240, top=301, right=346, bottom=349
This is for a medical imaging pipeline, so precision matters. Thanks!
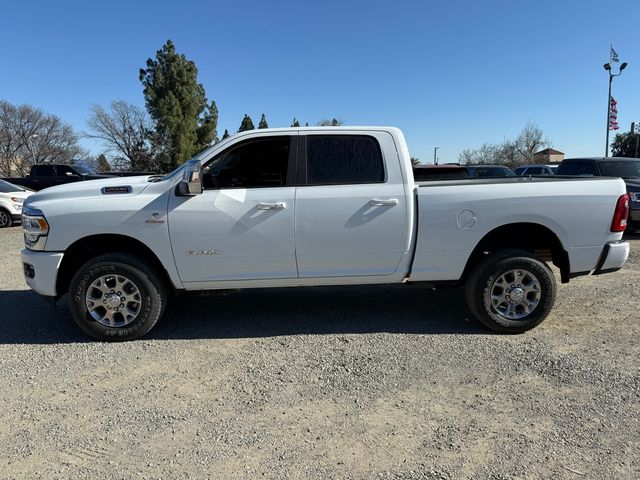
left=599, top=160, right=640, bottom=178
left=0, top=179, right=24, bottom=193
left=72, top=164, right=96, bottom=175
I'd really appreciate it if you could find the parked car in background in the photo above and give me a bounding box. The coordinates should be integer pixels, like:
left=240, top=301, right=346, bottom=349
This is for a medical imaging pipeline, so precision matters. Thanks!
left=413, top=164, right=470, bottom=181
left=0, top=179, right=30, bottom=227
left=514, top=164, right=557, bottom=176
left=556, top=157, right=640, bottom=229
left=466, top=165, right=515, bottom=178
left=1, top=164, right=114, bottom=191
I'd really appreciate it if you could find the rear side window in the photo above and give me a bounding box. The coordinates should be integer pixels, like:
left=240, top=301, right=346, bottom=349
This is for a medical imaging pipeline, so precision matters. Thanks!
left=527, top=167, right=544, bottom=175
left=33, top=165, right=54, bottom=176
left=306, top=135, right=385, bottom=185
left=557, top=160, right=598, bottom=176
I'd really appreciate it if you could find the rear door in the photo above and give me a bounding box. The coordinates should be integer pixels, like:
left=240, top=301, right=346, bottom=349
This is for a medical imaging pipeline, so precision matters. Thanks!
left=294, top=131, right=408, bottom=278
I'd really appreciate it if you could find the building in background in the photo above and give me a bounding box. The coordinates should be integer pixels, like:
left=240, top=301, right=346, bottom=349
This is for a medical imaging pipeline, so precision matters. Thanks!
left=532, top=148, right=565, bottom=165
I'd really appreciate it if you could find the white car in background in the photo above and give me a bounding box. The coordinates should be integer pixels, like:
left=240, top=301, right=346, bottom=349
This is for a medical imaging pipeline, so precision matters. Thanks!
left=0, top=179, right=30, bottom=228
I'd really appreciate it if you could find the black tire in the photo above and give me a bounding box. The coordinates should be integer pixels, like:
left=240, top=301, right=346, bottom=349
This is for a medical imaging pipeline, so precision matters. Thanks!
left=465, top=249, right=556, bottom=334
left=68, top=253, right=167, bottom=341
left=0, top=208, right=13, bottom=228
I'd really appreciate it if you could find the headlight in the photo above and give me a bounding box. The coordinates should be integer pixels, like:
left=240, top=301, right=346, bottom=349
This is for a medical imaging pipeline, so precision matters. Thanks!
left=22, top=206, right=49, bottom=250
left=10, top=197, right=24, bottom=204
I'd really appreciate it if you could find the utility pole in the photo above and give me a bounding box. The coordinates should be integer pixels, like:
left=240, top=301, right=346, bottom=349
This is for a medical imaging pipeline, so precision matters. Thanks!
left=433, top=146, right=439, bottom=165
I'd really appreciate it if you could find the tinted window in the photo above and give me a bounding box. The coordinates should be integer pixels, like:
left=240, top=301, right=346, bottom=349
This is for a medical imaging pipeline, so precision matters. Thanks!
left=306, top=135, right=384, bottom=185
left=0, top=179, right=23, bottom=193
left=203, top=136, right=291, bottom=189
left=471, top=166, right=515, bottom=178
left=57, top=165, right=77, bottom=176
left=527, top=167, right=544, bottom=175
left=514, top=167, right=526, bottom=175
left=598, top=160, right=640, bottom=178
left=33, top=165, right=55, bottom=176
left=557, top=160, right=598, bottom=176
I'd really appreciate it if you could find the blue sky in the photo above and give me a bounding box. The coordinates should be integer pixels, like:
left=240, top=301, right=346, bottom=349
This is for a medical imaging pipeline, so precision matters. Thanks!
left=1, top=0, right=639, bottom=163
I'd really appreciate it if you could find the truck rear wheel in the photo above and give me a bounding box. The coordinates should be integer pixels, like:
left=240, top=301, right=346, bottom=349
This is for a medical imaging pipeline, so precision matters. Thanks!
left=465, top=249, right=556, bottom=334
left=68, top=253, right=167, bottom=341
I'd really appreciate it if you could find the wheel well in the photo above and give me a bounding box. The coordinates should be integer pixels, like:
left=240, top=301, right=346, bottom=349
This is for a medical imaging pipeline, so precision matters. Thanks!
left=56, top=234, right=173, bottom=296
left=461, top=223, right=570, bottom=284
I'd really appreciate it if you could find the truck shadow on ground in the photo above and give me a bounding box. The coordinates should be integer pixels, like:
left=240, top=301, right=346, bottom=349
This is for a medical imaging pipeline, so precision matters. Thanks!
left=0, top=284, right=487, bottom=344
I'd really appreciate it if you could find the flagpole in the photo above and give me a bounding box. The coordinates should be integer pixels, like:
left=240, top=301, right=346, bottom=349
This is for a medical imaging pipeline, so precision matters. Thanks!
left=604, top=46, right=628, bottom=157
left=606, top=74, right=612, bottom=157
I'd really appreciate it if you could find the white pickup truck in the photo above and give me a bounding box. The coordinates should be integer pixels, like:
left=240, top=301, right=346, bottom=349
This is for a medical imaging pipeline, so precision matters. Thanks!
left=21, top=127, right=630, bottom=340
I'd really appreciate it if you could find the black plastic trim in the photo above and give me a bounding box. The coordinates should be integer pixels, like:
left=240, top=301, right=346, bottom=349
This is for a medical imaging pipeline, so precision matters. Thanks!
left=593, top=244, right=610, bottom=274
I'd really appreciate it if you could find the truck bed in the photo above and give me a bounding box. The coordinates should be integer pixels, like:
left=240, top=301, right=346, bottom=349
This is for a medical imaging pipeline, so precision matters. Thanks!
left=410, top=175, right=627, bottom=282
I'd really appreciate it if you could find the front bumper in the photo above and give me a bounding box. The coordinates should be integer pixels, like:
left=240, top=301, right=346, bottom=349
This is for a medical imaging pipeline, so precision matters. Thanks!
left=593, top=241, right=629, bottom=275
left=21, top=249, right=64, bottom=297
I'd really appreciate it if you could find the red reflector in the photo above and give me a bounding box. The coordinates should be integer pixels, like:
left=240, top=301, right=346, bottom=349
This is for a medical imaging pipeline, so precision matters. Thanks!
left=611, top=194, right=629, bottom=232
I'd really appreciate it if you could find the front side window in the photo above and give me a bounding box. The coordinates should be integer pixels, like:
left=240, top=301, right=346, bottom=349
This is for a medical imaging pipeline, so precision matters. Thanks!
left=56, top=165, right=76, bottom=176
left=306, top=135, right=384, bottom=185
left=202, top=136, right=292, bottom=189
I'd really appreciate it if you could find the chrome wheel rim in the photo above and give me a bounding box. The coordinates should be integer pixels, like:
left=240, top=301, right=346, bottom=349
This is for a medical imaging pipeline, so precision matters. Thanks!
left=0, top=211, right=8, bottom=227
left=85, top=274, right=142, bottom=327
left=489, top=268, right=541, bottom=320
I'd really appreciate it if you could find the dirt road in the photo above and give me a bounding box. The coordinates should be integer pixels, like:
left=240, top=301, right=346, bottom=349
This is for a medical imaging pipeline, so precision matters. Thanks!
left=0, top=227, right=638, bottom=479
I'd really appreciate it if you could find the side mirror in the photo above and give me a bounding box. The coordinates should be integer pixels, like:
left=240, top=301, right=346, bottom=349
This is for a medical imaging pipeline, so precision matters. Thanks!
left=177, top=159, right=203, bottom=196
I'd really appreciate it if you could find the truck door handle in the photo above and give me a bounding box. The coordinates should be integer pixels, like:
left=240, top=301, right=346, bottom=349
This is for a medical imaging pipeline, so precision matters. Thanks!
left=256, top=202, right=286, bottom=210
left=369, top=198, right=399, bottom=207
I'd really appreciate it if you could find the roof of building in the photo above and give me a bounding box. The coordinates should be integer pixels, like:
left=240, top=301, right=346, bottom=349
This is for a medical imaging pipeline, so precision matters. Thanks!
left=535, top=148, right=564, bottom=155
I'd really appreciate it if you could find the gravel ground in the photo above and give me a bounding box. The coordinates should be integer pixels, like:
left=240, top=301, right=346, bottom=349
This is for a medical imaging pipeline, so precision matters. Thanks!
left=0, top=226, right=638, bottom=479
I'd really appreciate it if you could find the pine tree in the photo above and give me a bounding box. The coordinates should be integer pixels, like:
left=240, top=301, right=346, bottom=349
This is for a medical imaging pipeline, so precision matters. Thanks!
left=222, top=129, right=230, bottom=139
left=238, top=114, right=255, bottom=132
left=291, top=118, right=300, bottom=127
left=96, top=153, right=111, bottom=172
left=139, top=39, right=217, bottom=171
left=258, top=113, right=268, bottom=129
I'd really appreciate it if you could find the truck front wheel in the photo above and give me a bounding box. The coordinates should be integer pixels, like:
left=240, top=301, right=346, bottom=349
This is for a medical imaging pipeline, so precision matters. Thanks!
left=465, top=249, right=556, bottom=334
left=68, top=253, right=167, bottom=341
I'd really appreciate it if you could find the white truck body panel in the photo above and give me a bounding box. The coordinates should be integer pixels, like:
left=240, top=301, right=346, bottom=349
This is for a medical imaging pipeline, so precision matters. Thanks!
left=20, top=126, right=628, bottom=301
left=411, top=177, right=626, bottom=281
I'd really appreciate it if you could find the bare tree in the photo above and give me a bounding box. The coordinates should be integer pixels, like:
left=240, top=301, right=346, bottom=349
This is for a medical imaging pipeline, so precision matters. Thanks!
left=0, top=100, right=82, bottom=176
left=317, top=118, right=343, bottom=126
left=458, top=122, right=551, bottom=170
left=86, top=101, right=156, bottom=171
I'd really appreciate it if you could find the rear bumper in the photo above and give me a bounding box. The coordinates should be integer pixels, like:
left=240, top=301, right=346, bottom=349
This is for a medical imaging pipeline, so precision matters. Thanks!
left=21, top=249, right=64, bottom=297
left=593, top=241, right=629, bottom=275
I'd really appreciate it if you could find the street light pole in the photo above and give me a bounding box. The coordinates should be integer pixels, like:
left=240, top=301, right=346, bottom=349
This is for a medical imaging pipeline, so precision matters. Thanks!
left=604, top=61, right=628, bottom=157
left=433, top=146, right=439, bottom=165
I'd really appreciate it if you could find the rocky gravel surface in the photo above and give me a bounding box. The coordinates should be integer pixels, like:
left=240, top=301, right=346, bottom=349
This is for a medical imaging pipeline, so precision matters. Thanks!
left=0, top=226, right=638, bottom=479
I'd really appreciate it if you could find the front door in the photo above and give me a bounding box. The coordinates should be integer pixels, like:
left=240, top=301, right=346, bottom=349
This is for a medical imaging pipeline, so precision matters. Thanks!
left=168, top=134, right=298, bottom=283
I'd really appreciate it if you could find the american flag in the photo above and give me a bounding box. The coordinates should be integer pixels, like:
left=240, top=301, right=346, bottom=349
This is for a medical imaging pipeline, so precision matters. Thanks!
left=609, top=97, right=619, bottom=130
left=611, top=46, right=619, bottom=63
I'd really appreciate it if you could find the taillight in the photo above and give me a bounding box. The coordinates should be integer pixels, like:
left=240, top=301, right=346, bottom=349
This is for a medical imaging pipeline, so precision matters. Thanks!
left=611, top=194, right=629, bottom=232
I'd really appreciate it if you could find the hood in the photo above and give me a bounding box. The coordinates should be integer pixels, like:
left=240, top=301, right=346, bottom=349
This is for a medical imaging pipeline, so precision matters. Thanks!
left=25, top=175, right=152, bottom=205
left=0, top=189, right=30, bottom=200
